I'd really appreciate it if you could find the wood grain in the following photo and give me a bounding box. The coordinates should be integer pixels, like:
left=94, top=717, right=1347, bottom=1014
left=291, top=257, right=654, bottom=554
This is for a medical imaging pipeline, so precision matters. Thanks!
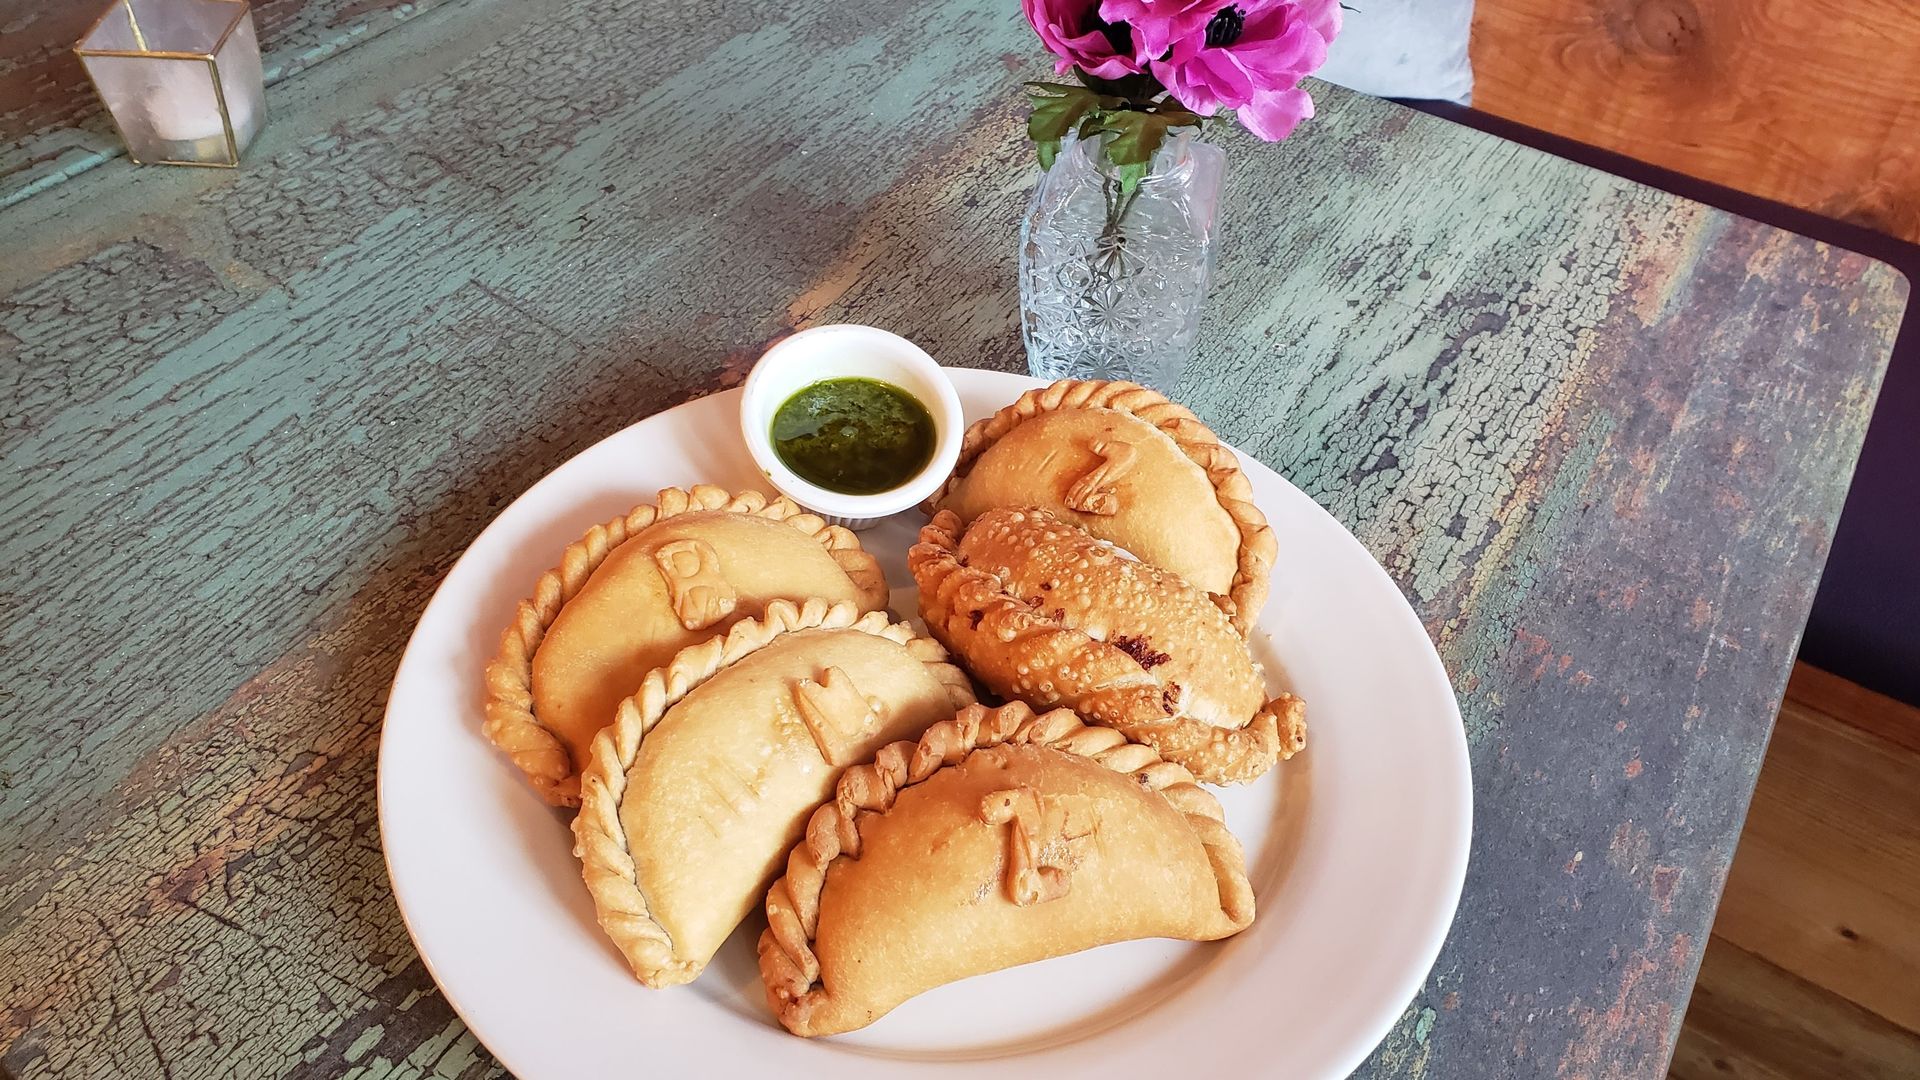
left=1471, top=0, right=1920, bottom=242
left=0, top=0, right=1906, bottom=1074
left=1670, top=936, right=1920, bottom=1080
left=1701, top=667, right=1920, bottom=1035
left=1671, top=665, right=1920, bottom=1078
left=1782, top=661, right=1920, bottom=754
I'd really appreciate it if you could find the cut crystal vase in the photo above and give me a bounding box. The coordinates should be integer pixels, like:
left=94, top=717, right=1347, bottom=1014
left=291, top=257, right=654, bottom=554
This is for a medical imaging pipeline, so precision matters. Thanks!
left=1018, top=129, right=1225, bottom=387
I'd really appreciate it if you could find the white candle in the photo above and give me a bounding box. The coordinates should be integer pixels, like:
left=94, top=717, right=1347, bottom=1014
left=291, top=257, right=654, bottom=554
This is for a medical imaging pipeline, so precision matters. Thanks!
left=140, top=59, right=252, bottom=145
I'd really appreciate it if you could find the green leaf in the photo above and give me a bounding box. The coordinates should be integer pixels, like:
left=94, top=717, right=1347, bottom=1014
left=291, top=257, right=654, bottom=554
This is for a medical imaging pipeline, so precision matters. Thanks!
left=1148, top=101, right=1204, bottom=128
left=1085, top=106, right=1204, bottom=195
left=1026, top=83, right=1100, bottom=169
left=1101, top=109, right=1170, bottom=167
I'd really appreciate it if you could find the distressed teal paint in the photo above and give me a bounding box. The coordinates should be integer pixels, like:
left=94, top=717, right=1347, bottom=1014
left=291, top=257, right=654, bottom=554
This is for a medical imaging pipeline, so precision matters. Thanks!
left=0, top=0, right=1905, bottom=1076
left=1447, top=409, right=1616, bottom=748
left=1415, top=1007, right=1437, bottom=1046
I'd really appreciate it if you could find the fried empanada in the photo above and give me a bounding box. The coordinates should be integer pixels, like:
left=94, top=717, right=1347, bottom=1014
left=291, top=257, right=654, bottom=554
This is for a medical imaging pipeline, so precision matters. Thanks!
left=572, top=598, right=975, bottom=988
left=485, top=486, right=889, bottom=805
left=927, top=379, right=1274, bottom=631
left=911, top=507, right=1304, bottom=784
left=758, top=702, right=1255, bottom=1037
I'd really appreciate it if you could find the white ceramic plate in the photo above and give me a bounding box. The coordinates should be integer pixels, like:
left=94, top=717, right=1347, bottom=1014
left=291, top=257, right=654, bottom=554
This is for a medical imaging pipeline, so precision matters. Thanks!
left=379, top=368, right=1471, bottom=1078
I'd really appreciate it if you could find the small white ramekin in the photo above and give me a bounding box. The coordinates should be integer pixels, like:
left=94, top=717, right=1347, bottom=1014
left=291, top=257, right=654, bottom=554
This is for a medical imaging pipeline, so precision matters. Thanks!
left=739, top=324, right=964, bottom=530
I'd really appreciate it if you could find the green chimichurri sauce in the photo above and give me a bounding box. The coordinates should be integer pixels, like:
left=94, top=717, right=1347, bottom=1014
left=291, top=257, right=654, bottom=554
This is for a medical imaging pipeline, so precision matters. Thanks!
left=770, top=377, right=936, bottom=496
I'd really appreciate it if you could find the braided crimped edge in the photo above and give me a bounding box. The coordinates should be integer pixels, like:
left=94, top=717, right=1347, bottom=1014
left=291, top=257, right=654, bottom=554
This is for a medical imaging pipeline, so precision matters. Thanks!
left=482, top=485, right=884, bottom=807
left=928, top=379, right=1276, bottom=634
left=757, top=701, right=1255, bottom=1035
left=910, top=511, right=1302, bottom=785
left=571, top=596, right=976, bottom=988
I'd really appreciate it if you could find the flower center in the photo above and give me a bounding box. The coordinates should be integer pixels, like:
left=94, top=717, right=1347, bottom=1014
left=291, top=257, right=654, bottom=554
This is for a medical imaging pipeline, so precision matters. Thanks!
left=1204, top=6, right=1245, bottom=48
left=1092, top=14, right=1134, bottom=57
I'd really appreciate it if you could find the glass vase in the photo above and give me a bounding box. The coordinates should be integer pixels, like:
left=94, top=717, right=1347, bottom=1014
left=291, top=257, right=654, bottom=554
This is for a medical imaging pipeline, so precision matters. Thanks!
left=1019, top=129, right=1225, bottom=387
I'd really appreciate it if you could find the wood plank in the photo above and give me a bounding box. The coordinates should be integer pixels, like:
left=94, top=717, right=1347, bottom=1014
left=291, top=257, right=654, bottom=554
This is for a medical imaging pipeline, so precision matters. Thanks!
left=1670, top=1020, right=1794, bottom=1080
left=1471, top=0, right=1920, bottom=243
left=1671, top=936, right=1920, bottom=1080
left=1709, top=674, right=1920, bottom=1034
left=1786, top=662, right=1920, bottom=755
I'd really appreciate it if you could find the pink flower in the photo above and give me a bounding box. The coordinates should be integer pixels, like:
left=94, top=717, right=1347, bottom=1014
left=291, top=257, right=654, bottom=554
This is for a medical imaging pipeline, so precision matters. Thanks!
left=1151, top=0, right=1341, bottom=141
left=1023, top=0, right=1147, bottom=79
left=1096, top=0, right=1227, bottom=59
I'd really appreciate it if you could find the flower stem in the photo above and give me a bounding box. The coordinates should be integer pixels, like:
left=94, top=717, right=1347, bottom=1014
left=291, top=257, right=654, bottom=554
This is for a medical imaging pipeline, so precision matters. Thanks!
left=1100, top=173, right=1143, bottom=245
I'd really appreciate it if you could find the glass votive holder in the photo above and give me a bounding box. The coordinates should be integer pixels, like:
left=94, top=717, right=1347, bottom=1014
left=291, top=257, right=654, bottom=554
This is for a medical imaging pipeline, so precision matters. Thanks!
left=74, top=0, right=266, bottom=168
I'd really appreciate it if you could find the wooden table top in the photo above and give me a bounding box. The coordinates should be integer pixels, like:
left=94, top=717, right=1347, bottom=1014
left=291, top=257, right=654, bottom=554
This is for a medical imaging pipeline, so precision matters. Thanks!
left=0, top=0, right=1905, bottom=1076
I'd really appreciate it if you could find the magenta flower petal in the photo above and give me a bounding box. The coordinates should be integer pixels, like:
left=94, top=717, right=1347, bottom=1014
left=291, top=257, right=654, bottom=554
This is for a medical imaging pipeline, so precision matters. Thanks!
left=1192, top=49, right=1257, bottom=103
left=1229, top=22, right=1326, bottom=79
left=1238, top=86, right=1314, bottom=141
left=1300, top=0, right=1342, bottom=41
left=1154, top=64, right=1212, bottom=114
left=1056, top=26, right=1147, bottom=77
left=1152, top=0, right=1339, bottom=140
left=1156, top=62, right=1223, bottom=115
left=1099, top=0, right=1230, bottom=58
left=1025, top=0, right=1146, bottom=76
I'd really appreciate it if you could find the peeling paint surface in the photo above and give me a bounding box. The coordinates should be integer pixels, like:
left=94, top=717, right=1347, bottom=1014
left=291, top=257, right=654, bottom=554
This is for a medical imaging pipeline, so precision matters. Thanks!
left=0, top=0, right=1906, bottom=1076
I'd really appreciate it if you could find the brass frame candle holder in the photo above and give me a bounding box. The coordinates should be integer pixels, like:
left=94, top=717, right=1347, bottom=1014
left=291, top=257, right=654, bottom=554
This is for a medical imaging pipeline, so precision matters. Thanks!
left=74, top=0, right=267, bottom=168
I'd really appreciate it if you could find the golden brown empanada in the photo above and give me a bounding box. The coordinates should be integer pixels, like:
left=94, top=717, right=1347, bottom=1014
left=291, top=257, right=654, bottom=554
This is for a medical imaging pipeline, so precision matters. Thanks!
left=572, top=598, right=975, bottom=988
left=485, top=486, right=889, bottom=805
left=928, top=379, right=1274, bottom=631
left=758, top=701, right=1255, bottom=1037
left=911, top=507, right=1304, bottom=784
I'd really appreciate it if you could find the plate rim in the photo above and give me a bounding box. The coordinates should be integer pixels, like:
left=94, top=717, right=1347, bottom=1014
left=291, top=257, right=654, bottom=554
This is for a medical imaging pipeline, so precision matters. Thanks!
left=377, top=368, right=1472, bottom=1078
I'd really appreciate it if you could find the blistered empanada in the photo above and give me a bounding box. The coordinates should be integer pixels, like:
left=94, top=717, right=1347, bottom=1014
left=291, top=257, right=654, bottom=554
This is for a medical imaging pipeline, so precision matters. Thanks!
left=758, top=702, right=1255, bottom=1037
left=912, top=507, right=1304, bottom=784
left=485, top=486, right=889, bottom=805
left=927, top=380, right=1274, bottom=631
left=572, top=598, right=975, bottom=987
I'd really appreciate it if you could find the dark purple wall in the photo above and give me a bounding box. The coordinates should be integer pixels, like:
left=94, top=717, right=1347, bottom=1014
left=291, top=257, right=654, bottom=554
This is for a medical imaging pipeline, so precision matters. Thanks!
left=1417, top=103, right=1919, bottom=706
